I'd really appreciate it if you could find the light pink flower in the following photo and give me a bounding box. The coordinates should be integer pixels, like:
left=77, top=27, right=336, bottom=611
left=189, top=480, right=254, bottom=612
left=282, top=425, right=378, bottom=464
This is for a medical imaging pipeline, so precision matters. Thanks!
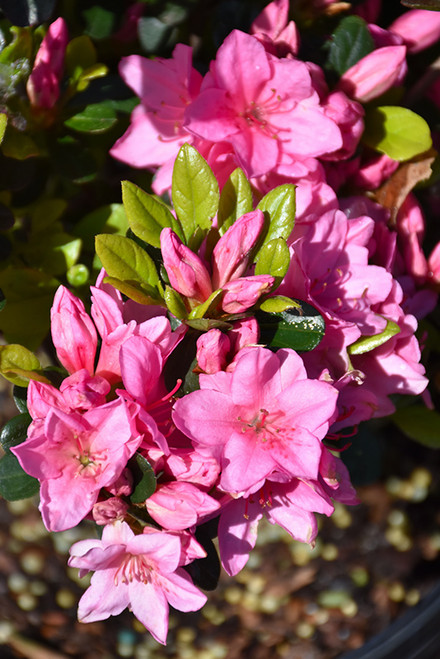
left=173, top=347, right=338, bottom=495
left=27, top=17, right=68, bottom=109
left=68, top=521, right=207, bottom=644
left=160, top=228, right=212, bottom=302
left=185, top=30, right=342, bottom=178
left=250, top=0, right=299, bottom=56
left=11, top=399, right=140, bottom=532
left=146, top=481, right=220, bottom=531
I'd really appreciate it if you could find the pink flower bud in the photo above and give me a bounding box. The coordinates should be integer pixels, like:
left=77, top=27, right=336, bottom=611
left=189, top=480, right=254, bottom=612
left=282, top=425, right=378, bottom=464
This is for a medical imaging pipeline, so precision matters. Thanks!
left=229, top=317, right=260, bottom=352
left=160, top=228, right=212, bottom=302
left=428, top=242, right=440, bottom=285
left=212, top=210, right=265, bottom=289
left=26, top=17, right=68, bottom=109
left=389, top=10, right=440, bottom=55
left=337, top=46, right=407, bottom=103
left=196, top=329, right=231, bottom=374
left=221, top=275, right=274, bottom=313
left=51, top=286, right=97, bottom=375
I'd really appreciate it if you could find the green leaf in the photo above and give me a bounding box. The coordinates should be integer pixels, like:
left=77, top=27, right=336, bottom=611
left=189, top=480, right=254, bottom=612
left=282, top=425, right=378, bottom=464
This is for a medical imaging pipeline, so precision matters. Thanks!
left=0, top=344, right=50, bottom=386
left=348, top=319, right=400, bottom=355
left=95, top=234, right=161, bottom=294
left=217, top=167, right=253, bottom=235
left=66, top=264, right=90, bottom=288
left=65, top=35, right=97, bottom=76
left=0, top=26, right=32, bottom=62
left=73, top=204, right=128, bottom=249
left=0, top=113, right=7, bottom=144
left=129, top=453, right=157, bottom=504
left=172, top=144, right=219, bottom=244
left=255, top=238, right=290, bottom=286
left=164, top=286, right=188, bottom=320
left=0, top=412, right=31, bottom=452
left=122, top=180, right=183, bottom=247
left=363, top=106, right=433, bottom=162
left=82, top=5, right=115, bottom=40
left=12, top=385, right=28, bottom=413
left=1, top=126, right=40, bottom=160
left=326, top=16, right=374, bottom=75
left=138, top=16, right=172, bottom=53
left=103, top=276, right=164, bottom=305
left=0, top=452, right=39, bottom=501
left=188, top=289, right=223, bottom=320
left=64, top=102, right=117, bottom=133
left=259, top=296, right=301, bottom=314
left=20, top=231, right=82, bottom=276
left=393, top=406, right=440, bottom=448
left=30, top=199, right=67, bottom=232
left=256, top=184, right=296, bottom=248
left=256, top=302, right=325, bottom=351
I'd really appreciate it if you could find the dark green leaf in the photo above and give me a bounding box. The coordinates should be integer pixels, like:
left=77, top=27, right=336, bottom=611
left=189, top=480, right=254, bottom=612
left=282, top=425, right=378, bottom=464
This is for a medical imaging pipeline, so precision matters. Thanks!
left=393, top=406, right=440, bottom=448
left=184, top=517, right=220, bottom=590
left=0, top=452, right=39, bottom=501
left=129, top=453, right=157, bottom=503
left=0, top=0, right=56, bottom=26
left=64, top=102, right=117, bottom=134
left=326, top=16, right=374, bottom=76
left=256, top=302, right=325, bottom=351
left=12, top=385, right=28, bottom=413
left=0, top=412, right=31, bottom=452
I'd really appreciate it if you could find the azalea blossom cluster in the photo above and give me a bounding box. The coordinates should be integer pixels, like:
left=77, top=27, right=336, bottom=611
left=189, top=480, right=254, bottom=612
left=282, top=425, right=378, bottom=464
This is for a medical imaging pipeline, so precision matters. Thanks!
left=6, top=0, right=440, bottom=647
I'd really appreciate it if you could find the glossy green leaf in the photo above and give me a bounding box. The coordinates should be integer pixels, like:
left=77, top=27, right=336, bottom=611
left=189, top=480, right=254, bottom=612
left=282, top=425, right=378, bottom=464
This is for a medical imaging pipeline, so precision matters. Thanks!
left=64, top=102, right=117, bottom=133
left=0, top=452, right=39, bottom=501
left=255, top=238, right=290, bottom=286
left=172, top=144, right=219, bottom=244
left=0, top=344, right=50, bottom=386
left=76, top=64, right=108, bottom=91
left=257, top=184, right=296, bottom=248
left=217, top=167, right=253, bottom=235
left=326, top=16, right=374, bottom=75
left=0, top=412, right=31, bottom=452
left=393, top=406, right=440, bottom=448
left=103, top=276, right=164, bottom=305
left=259, top=296, right=301, bottom=314
left=95, top=234, right=161, bottom=294
left=348, top=320, right=400, bottom=355
left=130, top=453, right=157, bottom=504
left=256, top=302, right=325, bottom=351
left=122, top=180, right=183, bottom=247
left=12, top=385, right=28, bottom=413
left=164, top=286, right=188, bottom=320
left=188, top=289, right=223, bottom=320
left=363, top=106, right=432, bottom=161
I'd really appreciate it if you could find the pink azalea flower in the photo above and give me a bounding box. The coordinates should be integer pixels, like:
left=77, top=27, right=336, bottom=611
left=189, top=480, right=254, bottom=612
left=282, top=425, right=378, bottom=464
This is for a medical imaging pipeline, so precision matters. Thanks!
left=68, top=521, right=207, bottom=644
left=173, top=347, right=338, bottom=495
left=26, top=17, right=68, bottom=109
left=145, top=481, right=221, bottom=531
left=389, top=10, right=440, bottom=54
left=196, top=329, right=231, bottom=374
left=184, top=30, right=342, bottom=178
left=337, top=46, right=407, bottom=103
left=250, top=0, right=300, bottom=57
left=51, top=286, right=97, bottom=376
left=11, top=399, right=140, bottom=532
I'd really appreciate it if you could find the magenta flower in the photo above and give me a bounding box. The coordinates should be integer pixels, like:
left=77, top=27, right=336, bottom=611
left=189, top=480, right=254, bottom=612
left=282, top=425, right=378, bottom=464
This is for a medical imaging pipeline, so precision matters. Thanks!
left=26, top=17, right=68, bottom=109
left=184, top=30, right=342, bottom=178
left=11, top=399, right=140, bottom=532
left=173, top=347, right=338, bottom=495
left=337, top=46, right=407, bottom=103
left=68, top=521, right=207, bottom=644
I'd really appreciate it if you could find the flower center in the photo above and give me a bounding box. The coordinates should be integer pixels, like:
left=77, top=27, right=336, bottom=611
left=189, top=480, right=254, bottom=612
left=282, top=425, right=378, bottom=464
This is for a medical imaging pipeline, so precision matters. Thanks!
left=114, top=554, right=153, bottom=586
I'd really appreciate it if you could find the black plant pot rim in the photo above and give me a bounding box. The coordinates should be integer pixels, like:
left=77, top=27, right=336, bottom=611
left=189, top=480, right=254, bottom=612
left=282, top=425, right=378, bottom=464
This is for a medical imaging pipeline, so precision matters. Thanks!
left=339, top=583, right=440, bottom=659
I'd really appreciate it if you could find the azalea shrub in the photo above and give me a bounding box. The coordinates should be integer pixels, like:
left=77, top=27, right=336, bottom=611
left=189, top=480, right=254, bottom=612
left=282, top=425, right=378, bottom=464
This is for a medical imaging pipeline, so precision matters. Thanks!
left=1, top=0, right=440, bottom=646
